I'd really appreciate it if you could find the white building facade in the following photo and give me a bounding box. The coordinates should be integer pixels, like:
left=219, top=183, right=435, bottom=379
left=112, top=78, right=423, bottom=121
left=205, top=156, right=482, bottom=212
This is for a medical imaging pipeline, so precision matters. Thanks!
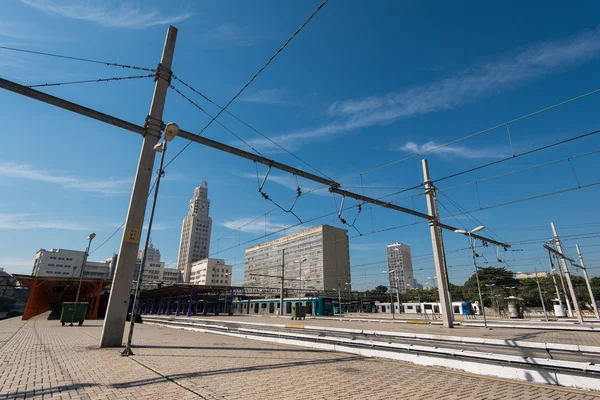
left=243, top=225, right=350, bottom=291
left=32, top=249, right=110, bottom=279
left=177, top=181, right=213, bottom=282
left=134, top=242, right=180, bottom=286
left=189, top=258, right=232, bottom=286
left=386, top=243, right=414, bottom=294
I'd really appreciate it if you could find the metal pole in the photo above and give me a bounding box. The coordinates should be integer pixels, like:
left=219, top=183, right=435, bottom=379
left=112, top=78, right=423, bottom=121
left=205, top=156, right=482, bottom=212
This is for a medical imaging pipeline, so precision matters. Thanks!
left=122, top=142, right=167, bottom=356
left=280, top=249, right=285, bottom=316
left=553, top=250, right=572, bottom=315
left=551, top=222, right=583, bottom=323
left=469, top=234, right=488, bottom=328
left=422, top=159, right=453, bottom=328
left=70, top=235, right=94, bottom=326
left=101, top=26, right=177, bottom=348
left=338, top=283, right=342, bottom=315
left=576, top=244, right=600, bottom=319
left=389, top=289, right=395, bottom=319
left=547, top=249, right=563, bottom=308
left=534, top=267, right=548, bottom=321
left=394, top=269, right=401, bottom=315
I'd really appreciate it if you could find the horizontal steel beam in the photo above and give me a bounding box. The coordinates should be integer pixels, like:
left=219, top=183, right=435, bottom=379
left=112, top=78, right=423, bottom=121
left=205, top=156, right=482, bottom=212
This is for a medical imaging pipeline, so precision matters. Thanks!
left=0, top=77, right=337, bottom=188
left=330, top=187, right=510, bottom=248
left=544, top=244, right=577, bottom=263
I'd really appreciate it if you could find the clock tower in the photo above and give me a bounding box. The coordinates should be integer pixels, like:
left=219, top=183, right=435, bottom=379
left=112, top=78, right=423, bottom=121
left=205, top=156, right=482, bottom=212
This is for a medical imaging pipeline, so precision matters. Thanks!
left=177, top=181, right=213, bottom=282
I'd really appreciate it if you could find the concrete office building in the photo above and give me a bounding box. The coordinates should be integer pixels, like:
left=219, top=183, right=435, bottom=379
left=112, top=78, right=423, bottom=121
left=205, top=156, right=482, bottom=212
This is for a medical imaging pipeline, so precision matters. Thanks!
left=189, top=258, right=232, bottom=286
left=177, top=181, right=213, bottom=282
left=134, top=243, right=180, bottom=286
left=243, top=225, right=350, bottom=291
left=386, top=243, right=414, bottom=294
left=32, top=249, right=110, bottom=279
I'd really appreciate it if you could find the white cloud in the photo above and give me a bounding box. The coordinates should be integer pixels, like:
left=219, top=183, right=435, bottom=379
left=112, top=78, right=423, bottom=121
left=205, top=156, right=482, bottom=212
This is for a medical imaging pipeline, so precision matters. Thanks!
left=0, top=213, right=91, bottom=230
left=248, top=26, right=600, bottom=151
left=222, top=217, right=306, bottom=235
left=398, top=141, right=507, bottom=159
left=209, top=23, right=256, bottom=46
left=18, top=0, right=192, bottom=29
left=240, top=88, right=289, bottom=105
left=0, top=161, right=131, bottom=195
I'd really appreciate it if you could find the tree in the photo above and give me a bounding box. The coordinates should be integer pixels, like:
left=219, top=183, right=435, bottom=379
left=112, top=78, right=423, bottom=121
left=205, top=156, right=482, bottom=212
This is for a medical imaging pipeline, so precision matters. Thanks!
left=462, top=266, right=519, bottom=306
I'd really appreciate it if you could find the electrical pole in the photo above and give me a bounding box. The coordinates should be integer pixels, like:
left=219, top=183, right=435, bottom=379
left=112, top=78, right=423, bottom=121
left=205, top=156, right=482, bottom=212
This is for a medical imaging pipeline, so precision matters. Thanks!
left=533, top=266, right=548, bottom=321
left=394, top=270, right=401, bottom=315
left=551, top=222, right=583, bottom=323
left=100, top=26, right=177, bottom=347
left=280, top=249, right=285, bottom=316
left=422, top=159, right=453, bottom=328
left=553, top=250, right=572, bottom=316
left=576, top=244, right=599, bottom=319
left=547, top=250, right=563, bottom=309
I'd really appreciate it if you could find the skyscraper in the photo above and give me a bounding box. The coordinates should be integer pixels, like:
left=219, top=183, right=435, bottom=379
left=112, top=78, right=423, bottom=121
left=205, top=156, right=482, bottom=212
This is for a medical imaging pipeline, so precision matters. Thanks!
left=177, top=181, right=212, bottom=282
left=386, top=242, right=414, bottom=294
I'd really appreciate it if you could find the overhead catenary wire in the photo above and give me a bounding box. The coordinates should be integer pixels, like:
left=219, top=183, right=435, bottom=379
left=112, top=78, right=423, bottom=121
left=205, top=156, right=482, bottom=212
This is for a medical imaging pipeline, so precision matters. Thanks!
left=90, top=175, right=160, bottom=255
left=163, top=0, right=330, bottom=170
left=172, top=75, right=334, bottom=181
left=434, top=128, right=600, bottom=184
left=347, top=87, right=600, bottom=182
left=27, top=74, right=155, bottom=88
left=169, top=83, right=265, bottom=156
left=0, top=45, right=155, bottom=72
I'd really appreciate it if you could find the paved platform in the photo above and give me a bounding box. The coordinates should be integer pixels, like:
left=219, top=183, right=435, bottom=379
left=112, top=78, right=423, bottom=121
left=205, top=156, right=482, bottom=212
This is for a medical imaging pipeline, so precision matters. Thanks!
left=182, top=314, right=600, bottom=346
left=1, top=315, right=599, bottom=399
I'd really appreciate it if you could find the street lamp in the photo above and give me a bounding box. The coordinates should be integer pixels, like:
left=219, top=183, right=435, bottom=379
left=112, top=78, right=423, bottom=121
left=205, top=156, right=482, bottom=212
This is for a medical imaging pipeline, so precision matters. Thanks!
left=454, top=226, right=488, bottom=328
left=70, top=232, right=96, bottom=326
left=122, top=122, right=178, bottom=356
left=294, top=258, right=307, bottom=291
left=345, top=282, right=352, bottom=312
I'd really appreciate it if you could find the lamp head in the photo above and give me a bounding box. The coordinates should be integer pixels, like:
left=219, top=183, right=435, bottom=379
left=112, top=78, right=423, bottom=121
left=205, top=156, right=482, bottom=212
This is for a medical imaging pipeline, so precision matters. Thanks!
left=88, top=233, right=96, bottom=241
left=454, top=229, right=468, bottom=234
left=471, top=225, right=486, bottom=233
left=164, top=122, right=179, bottom=142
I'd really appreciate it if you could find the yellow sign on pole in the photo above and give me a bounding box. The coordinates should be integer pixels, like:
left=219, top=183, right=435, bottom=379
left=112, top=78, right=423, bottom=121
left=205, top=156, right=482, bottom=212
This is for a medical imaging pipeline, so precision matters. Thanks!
left=124, top=228, right=141, bottom=244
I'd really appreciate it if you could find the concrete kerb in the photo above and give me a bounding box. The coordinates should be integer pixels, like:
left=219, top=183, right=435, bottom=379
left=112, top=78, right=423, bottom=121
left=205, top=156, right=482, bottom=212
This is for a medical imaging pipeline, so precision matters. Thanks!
left=145, top=315, right=600, bottom=355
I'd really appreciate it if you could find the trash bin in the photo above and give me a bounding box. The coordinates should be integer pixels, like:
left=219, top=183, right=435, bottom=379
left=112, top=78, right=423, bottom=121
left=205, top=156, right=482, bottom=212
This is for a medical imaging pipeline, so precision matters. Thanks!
left=60, top=302, right=89, bottom=326
left=291, top=305, right=306, bottom=320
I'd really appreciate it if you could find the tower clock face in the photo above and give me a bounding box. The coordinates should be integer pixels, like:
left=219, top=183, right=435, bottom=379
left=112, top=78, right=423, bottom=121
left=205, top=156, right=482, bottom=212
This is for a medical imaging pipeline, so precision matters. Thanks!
left=199, top=202, right=206, bottom=212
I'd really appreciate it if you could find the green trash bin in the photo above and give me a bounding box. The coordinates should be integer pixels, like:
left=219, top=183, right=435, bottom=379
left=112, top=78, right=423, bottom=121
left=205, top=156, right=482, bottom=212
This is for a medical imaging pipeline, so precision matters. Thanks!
left=60, top=302, right=89, bottom=326
left=291, top=305, right=306, bottom=320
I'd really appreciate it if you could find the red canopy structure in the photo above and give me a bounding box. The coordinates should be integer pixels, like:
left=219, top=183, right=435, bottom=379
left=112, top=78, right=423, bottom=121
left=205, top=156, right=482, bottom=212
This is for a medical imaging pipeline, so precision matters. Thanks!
left=12, top=274, right=111, bottom=320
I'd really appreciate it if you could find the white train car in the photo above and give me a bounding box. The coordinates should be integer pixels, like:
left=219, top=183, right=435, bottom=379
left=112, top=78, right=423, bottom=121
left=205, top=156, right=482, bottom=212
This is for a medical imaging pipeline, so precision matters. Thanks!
left=374, top=301, right=482, bottom=316
left=231, top=297, right=334, bottom=316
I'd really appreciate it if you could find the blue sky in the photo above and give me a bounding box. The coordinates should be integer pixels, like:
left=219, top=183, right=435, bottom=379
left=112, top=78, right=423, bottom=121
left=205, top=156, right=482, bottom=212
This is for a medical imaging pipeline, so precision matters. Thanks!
left=1, top=0, right=600, bottom=289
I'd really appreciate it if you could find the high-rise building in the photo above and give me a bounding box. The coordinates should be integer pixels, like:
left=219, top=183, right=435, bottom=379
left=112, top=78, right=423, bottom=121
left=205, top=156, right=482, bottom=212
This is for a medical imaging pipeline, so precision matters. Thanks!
left=137, top=240, right=161, bottom=262
left=243, top=225, right=350, bottom=291
left=189, top=258, right=232, bottom=286
left=177, top=181, right=213, bottom=282
left=386, top=243, right=414, bottom=294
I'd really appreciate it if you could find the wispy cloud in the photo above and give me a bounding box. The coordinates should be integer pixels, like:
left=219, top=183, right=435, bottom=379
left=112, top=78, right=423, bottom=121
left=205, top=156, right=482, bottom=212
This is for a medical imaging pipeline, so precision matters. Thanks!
left=0, top=213, right=91, bottom=230
left=240, top=88, right=290, bottom=105
left=247, top=26, right=600, bottom=151
left=0, top=161, right=131, bottom=195
left=222, top=217, right=306, bottom=235
left=18, top=0, right=192, bottom=29
left=207, top=23, right=256, bottom=47
left=398, top=141, right=507, bottom=159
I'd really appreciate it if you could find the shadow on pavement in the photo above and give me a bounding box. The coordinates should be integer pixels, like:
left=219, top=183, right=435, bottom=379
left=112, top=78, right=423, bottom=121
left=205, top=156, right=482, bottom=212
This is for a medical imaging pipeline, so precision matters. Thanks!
left=132, top=344, right=329, bottom=352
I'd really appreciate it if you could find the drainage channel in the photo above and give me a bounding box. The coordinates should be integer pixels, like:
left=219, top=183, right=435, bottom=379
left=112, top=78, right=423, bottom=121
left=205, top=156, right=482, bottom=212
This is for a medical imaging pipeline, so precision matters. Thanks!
left=144, top=316, right=600, bottom=391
